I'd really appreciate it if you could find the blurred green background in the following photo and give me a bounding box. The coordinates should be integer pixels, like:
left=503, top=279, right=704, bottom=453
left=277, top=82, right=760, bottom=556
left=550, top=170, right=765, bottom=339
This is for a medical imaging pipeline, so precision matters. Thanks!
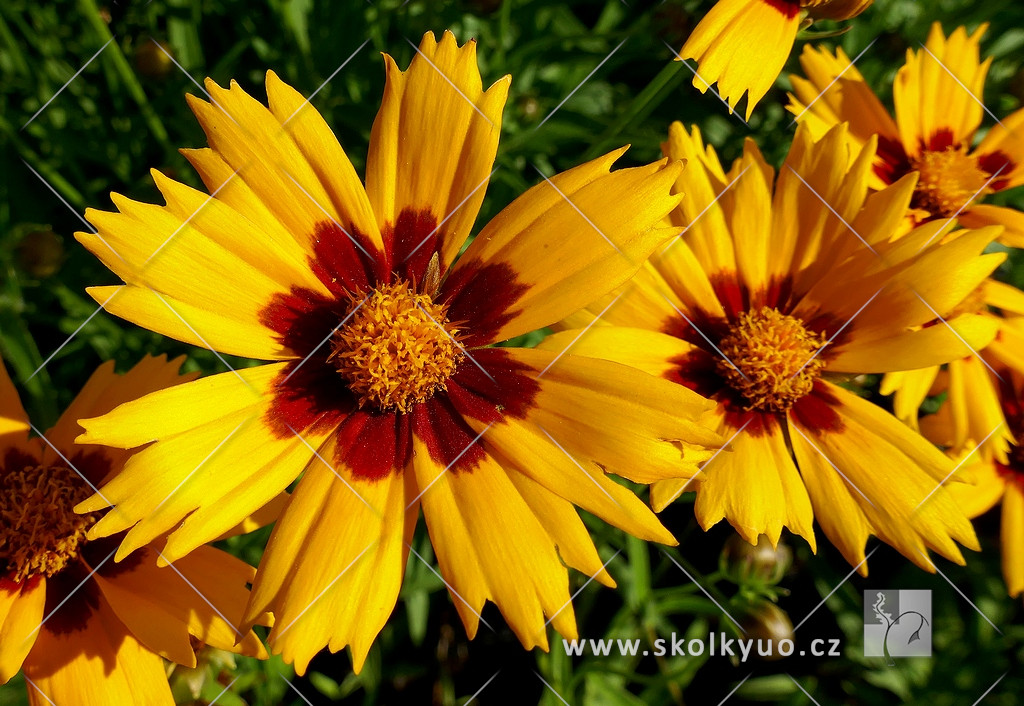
left=1, top=0, right=1023, bottom=704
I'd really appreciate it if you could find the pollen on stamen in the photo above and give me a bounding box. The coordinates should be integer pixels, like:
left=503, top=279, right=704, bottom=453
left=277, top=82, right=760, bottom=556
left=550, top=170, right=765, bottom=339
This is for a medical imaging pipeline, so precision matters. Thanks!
left=716, top=307, right=828, bottom=413
left=330, top=281, right=464, bottom=414
left=0, top=464, right=98, bottom=583
left=912, top=146, right=991, bottom=218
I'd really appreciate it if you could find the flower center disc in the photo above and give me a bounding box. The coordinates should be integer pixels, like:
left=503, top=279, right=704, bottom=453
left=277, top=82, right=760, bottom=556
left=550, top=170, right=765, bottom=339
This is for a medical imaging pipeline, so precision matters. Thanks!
left=716, top=307, right=828, bottom=413
left=0, top=464, right=96, bottom=583
left=331, top=282, right=463, bottom=413
left=912, top=147, right=990, bottom=217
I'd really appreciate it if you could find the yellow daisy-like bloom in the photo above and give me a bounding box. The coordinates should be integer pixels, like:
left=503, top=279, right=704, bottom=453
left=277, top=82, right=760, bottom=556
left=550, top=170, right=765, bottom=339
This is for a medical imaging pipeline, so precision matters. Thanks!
left=0, top=356, right=265, bottom=706
left=547, top=121, right=1005, bottom=573
left=922, top=320, right=1024, bottom=598
left=72, top=31, right=722, bottom=673
left=680, top=0, right=872, bottom=119
left=882, top=280, right=1024, bottom=462
left=789, top=23, right=1024, bottom=244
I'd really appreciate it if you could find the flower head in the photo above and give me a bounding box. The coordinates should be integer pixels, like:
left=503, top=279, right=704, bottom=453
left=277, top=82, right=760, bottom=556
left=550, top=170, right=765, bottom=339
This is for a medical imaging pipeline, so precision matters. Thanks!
left=73, top=31, right=722, bottom=673
left=0, top=356, right=265, bottom=704
left=789, top=23, right=1024, bottom=244
left=547, top=121, right=1005, bottom=573
left=679, top=0, right=872, bottom=119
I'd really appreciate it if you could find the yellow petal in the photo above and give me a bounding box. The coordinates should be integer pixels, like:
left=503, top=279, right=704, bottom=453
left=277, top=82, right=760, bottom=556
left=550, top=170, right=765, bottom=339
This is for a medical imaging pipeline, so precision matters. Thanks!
left=0, top=577, right=45, bottom=683
left=0, top=360, right=30, bottom=448
left=412, top=437, right=575, bottom=650
left=94, top=546, right=266, bottom=667
left=679, top=0, right=801, bottom=119
left=1001, top=483, right=1024, bottom=597
left=366, top=30, right=508, bottom=269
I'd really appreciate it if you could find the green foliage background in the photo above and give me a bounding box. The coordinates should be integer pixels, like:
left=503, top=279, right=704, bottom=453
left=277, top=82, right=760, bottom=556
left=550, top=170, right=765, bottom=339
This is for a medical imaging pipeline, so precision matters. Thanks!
left=1, top=0, right=1023, bottom=704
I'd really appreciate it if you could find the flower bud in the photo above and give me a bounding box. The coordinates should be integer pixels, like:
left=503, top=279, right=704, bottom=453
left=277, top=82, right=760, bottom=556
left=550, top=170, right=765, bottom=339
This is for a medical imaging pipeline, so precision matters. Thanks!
left=739, top=601, right=795, bottom=661
left=720, top=534, right=792, bottom=585
left=135, top=40, right=174, bottom=80
left=17, top=230, right=64, bottom=278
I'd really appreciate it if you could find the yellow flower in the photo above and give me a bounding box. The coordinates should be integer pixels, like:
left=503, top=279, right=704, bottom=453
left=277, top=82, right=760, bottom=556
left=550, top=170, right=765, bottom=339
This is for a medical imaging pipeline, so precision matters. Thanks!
left=680, top=0, right=872, bottom=119
left=790, top=22, right=1024, bottom=245
left=882, top=280, right=1024, bottom=462
left=924, top=323, right=1024, bottom=598
left=72, top=31, right=722, bottom=673
left=547, top=121, right=1005, bottom=574
left=0, top=356, right=265, bottom=705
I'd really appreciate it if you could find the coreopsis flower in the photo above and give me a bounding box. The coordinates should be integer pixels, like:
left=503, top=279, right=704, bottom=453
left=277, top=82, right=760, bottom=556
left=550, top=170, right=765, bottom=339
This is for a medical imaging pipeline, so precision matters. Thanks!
left=0, top=356, right=265, bottom=706
left=882, top=280, right=1024, bottom=462
left=922, top=322, right=1024, bottom=598
left=789, top=23, right=1024, bottom=244
left=680, top=0, right=872, bottom=119
left=72, top=31, right=722, bottom=673
left=547, top=121, right=1006, bottom=573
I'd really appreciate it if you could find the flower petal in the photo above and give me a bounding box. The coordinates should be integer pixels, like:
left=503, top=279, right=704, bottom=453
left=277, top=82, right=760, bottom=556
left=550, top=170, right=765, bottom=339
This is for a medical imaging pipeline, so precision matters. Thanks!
left=366, top=30, right=508, bottom=270
left=94, top=546, right=266, bottom=668
left=248, top=441, right=410, bottom=674
left=443, top=152, right=682, bottom=345
left=22, top=594, right=172, bottom=706
left=0, top=577, right=45, bottom=683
